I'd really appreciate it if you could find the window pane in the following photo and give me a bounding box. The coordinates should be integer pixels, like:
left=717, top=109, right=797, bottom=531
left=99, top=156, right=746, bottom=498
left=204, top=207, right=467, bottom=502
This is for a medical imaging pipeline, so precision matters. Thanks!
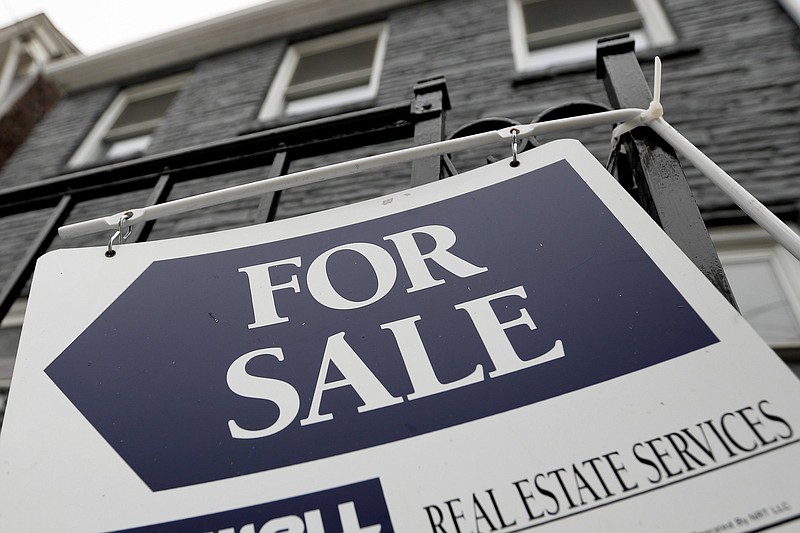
left=102, top=134, right=152, bottom=160
left=284, top=84, right=374, bottom=116
left=725, top=260, right=800, bottom=344
left=110, top=90, right=179, bottom=131
left=522, top=0, right=642, bottom=49
left=523, top=0, right=638, bottom=33
left=289, top=39, right=376, bottom=88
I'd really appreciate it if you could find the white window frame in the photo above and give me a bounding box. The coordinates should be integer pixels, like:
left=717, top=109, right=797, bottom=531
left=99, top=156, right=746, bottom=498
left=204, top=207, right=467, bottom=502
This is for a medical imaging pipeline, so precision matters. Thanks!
left=0, top=298, right=26, bottom=388
left=778, top=0, right=800, bottom=26
left=0, top=298, right=25, bottom=330
left=713, top=225, right=800, bottom=351
left=259, top=23, right=388, bottom=121
left=68, top=73, right=187, bottom=168
left=507, top=0, right=676, bottom=72
left=0, top=36, right=50, bottom=105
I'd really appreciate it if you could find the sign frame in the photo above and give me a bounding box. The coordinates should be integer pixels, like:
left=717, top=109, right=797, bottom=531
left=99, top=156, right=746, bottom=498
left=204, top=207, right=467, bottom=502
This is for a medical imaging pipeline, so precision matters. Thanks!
left=1, top=139, right=799, bottom=532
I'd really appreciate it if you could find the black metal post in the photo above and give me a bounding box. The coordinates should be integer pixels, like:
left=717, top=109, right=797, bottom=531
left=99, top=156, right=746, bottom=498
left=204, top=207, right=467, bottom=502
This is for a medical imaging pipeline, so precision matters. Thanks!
left=129, top=171, right=174, bottom=243
left=597, top=35, right=737, bottom=308
left=0, top=195, right=75, bottom=320
left=410, top=76, right=450, bottom=186
left=254, top=151, right=290, bottom=224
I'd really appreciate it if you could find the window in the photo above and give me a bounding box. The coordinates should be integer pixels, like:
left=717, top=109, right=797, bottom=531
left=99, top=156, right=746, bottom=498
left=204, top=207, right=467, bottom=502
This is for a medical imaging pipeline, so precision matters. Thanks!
left=777, top=0, right=800, bottom=27
left=0, top=36, right=50, bottom=105
left=68, top=73, right=187, bottom=166
left=259, top=23, right=388, bottom=121
left=0, top=298, right=24, bottom=417
left=713, top=226, right=800, bottom=351
left=508, top=0, right=676, bottom=71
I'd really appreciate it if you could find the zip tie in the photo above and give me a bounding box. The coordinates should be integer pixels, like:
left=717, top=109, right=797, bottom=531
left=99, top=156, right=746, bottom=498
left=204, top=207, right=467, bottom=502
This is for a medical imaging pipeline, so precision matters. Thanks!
left=649, top=117, right=800, bottom=261
left=607, top=56, right=800, bottom=262
left=611, top=56, right=664, bottom=146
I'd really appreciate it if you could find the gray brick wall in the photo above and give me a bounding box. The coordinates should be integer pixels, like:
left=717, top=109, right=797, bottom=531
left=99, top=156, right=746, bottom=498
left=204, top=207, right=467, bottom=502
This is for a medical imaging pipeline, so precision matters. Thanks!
left=0, top=0, right=799, bottom=436
left=0, top=0, right=798, bottom=259
left=0, top=86, right=117, bottom=186
left=151, top=40, right=285, bottom=152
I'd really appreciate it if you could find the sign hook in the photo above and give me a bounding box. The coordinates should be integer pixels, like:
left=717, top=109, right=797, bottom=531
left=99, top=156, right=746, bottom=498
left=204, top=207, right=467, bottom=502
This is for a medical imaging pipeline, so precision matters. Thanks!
left=510, top=128, right=520, bottom=167
left=105, top=211, right=134, bottom=258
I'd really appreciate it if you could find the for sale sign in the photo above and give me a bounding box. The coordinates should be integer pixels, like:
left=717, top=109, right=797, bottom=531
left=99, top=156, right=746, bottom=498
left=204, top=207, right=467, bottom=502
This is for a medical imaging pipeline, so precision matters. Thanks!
left=1, top=139, right=798, bottom=532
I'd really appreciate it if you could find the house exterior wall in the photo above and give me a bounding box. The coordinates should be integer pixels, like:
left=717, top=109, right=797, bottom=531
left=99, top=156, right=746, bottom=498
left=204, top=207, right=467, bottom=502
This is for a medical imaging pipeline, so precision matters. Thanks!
left=0, top=76, right=62, bottom=169
left=0, top=0, right=799, bottom=397
left=1, top=0, right=798, bottom=210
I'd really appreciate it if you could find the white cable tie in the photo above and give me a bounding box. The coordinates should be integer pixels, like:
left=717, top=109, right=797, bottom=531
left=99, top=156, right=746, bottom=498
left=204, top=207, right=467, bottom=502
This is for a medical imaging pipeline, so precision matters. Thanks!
left=649, top=117, right=800, bottom=262
left=611, top=56, right=664, bottom=146
left=610, top=55, right=800, bottom=261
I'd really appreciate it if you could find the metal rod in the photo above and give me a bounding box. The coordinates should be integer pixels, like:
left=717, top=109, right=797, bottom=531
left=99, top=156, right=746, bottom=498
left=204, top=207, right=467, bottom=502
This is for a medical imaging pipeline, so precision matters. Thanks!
left=58, top=108, right=644, bottom=240
left=651, top=117, right=800, bottom=261
left=0, top=195, right=74, bottom=320
left=598, top=36, right=737, bottom=308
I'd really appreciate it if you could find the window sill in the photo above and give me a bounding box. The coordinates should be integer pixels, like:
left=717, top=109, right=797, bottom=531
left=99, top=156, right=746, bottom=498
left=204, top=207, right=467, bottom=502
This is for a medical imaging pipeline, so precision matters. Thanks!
left=63, top=150, right=147, bottom=173
left=241, top=98, right=378, bottom=135
left=511, top=42, right=701, bottom=87
left=773, top=344, right=800, bottom=362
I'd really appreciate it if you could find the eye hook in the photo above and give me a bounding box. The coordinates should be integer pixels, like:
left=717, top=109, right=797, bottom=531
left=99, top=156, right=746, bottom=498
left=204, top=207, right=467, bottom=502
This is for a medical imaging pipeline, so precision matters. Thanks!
left=105, top=211, right=134, bottom=258
left=510, top=128, right=520, bottom=167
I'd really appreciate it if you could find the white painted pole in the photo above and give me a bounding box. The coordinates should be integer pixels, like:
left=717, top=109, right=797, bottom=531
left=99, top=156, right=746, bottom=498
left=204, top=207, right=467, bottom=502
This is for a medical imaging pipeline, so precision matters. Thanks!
left=650, top=117, right=800, bottom=261
left=58, top=108, right=643, bottom=239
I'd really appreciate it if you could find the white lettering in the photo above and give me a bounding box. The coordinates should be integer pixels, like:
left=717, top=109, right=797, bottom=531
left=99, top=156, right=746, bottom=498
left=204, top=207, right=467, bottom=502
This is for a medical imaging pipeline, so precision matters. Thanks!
left=339, top=501, right=382, bottom=533
left=239, top=257, right=302, bottom=328
left=454, top=286, right=564, bottom=377
left=260, top=515, right=304, bottom=533
left=214, top=526, right=254, bottom=533
left=307, top=243, right=397, bottom=310
left=300, top=332, right=403, bottom=426
left=208, top=502, right=379, bottom=533
left=227, top=348, right=300, bottom=439
left=381, top=315, right=484, bottom=400
left=303, top=510, right=324, bottom=533
left=384, top=225, right=487, bottom=293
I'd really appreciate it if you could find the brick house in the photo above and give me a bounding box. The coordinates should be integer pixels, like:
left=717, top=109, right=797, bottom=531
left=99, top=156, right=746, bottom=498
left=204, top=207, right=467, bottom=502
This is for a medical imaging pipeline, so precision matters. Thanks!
left=0, top=0, right=799, bottom=427
left=0, top=13, right=79, bottom=169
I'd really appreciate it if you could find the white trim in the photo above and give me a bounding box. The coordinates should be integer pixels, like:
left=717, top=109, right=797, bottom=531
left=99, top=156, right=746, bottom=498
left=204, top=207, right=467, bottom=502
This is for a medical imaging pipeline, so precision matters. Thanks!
left=0, top=38, right=22, bottom=103
left=635, top=0, right=677, bottom=45
left=778, top=0, right=800, bottom=26
left=507, top=0, right=676, bottom=72
left=258, top=22, right=388, bottom=121
left=713, top=225, right=800, bottom=349
left=68, top=73, right=188, bottom=167
left=44, top=0, right=414, bottom=92
left=0, top=298, right=26, bottom=329
left=59, top=108, right=646, bottom=239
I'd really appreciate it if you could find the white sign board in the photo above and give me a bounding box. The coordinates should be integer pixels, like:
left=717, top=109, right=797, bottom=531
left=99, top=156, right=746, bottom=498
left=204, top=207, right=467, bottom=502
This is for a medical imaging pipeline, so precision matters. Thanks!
left=1, top=139, right=799, bottom=532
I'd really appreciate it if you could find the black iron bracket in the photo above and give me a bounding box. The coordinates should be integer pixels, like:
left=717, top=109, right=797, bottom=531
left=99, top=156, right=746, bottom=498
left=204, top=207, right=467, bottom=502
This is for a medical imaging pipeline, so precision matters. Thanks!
left=597, top=34, right=737, bottom=309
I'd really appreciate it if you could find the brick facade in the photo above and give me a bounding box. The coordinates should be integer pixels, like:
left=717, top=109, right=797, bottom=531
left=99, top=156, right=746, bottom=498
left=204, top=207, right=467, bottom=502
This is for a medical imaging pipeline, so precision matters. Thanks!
left=3, top=0, right=798, bottom=213
left=0, top=0, right=799, bottom=368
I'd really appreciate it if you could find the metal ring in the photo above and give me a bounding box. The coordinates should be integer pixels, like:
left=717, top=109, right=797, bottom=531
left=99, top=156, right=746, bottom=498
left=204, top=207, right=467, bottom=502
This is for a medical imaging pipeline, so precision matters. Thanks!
left=119, top=211, right=134, bottom=241
left=105, top=211, right=134, bottom=258
left=510, top=128, right=520, bottom=167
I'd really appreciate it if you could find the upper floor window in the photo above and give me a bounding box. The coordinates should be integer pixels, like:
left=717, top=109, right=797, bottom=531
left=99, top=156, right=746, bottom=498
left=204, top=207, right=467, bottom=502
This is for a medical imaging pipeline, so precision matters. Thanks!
left=508, top=0, right=676, bottom=71
left=0, top=36, right=50, bottom=105
left=68, top=73, right=187, bottom=167
left=259, top=23, right=388, bottom=121
left=777, top=0, right=800, bottom=27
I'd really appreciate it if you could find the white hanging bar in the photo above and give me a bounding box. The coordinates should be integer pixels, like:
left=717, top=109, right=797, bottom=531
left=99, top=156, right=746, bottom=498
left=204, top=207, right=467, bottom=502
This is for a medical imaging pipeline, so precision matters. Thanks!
left=649, top=117, right=800, bottom=260
left=57, top=108, right=643, bottom=240
left=57, top=56, right=800, bottom=265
